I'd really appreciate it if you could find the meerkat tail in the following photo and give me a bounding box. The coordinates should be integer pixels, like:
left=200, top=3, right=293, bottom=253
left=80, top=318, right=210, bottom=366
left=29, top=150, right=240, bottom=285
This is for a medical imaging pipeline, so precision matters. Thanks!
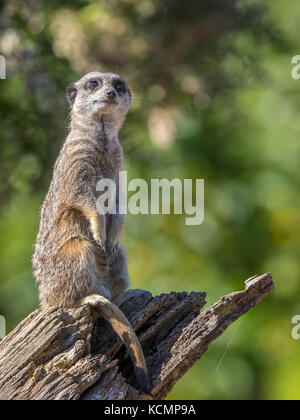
left=81, top=294, right=151, bottom=395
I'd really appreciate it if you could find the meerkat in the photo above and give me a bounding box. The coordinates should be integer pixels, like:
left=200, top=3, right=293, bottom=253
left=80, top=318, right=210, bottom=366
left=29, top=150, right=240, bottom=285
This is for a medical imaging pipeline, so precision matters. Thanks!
left=32, top=71, right=151, bottom=395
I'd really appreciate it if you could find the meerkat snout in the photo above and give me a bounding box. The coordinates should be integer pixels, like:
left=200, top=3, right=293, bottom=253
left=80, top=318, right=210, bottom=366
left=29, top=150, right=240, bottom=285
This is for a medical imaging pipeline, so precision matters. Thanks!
left=105, top=89, right=117, bottom=98
left=67, top=71, right=131, bottom=118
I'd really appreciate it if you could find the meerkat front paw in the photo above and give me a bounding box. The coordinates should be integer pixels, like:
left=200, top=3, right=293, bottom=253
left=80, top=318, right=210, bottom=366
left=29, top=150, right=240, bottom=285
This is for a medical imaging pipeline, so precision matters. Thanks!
left=93, top=233, right=107, bottom=252
left=88, top=212, right=106, bottom=251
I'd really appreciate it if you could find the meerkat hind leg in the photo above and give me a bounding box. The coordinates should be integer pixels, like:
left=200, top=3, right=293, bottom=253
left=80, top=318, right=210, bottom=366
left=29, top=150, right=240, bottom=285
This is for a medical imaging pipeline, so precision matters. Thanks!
left=81, top=294, right=151, bottom=395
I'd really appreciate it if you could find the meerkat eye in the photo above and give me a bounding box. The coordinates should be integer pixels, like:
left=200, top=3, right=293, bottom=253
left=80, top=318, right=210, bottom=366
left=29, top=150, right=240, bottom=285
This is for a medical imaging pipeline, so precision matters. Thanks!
left=114, top=81, right=125, bottom=93
left=86, top=80, right=100, bottom=89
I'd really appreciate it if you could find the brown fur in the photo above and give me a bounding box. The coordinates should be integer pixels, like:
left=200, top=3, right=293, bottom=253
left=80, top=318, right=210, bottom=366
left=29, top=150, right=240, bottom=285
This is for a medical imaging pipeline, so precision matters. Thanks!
left=32, top=72, right=151, bottom=394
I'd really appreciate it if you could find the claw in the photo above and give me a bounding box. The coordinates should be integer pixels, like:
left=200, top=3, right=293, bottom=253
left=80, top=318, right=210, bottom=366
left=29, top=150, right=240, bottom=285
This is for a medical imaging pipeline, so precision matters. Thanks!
left=94, top=234, right=106, bottom=253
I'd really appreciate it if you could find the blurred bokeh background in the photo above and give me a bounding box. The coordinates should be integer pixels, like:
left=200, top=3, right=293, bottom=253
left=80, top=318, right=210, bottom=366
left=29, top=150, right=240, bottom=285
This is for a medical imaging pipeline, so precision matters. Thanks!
left=0, top=0, right=299, bottom=400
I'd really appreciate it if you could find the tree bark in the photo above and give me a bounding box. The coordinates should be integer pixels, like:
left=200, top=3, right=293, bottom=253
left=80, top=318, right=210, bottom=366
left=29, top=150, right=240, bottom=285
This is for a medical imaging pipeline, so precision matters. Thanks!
left=0, top=273, right=274, bottom=400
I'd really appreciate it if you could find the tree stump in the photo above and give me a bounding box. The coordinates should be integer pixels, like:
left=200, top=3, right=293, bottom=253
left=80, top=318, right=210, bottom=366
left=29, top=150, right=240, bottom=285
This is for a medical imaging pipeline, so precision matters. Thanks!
left=0, top=273, right=274, bottom=400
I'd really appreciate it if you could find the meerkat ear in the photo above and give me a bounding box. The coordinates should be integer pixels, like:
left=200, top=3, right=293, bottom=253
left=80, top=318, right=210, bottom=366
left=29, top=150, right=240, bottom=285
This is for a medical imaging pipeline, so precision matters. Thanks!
left=67, top=83, right=77, bottom=107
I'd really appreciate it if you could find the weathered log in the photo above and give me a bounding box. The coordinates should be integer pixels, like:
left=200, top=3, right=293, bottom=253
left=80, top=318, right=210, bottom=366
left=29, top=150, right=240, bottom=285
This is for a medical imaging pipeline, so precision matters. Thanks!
left=0, top=273, right=274, bottom=400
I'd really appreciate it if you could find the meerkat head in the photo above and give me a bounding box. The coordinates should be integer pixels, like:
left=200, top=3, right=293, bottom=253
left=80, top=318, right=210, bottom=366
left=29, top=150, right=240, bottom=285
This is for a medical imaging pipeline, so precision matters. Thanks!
left=67, top=71, right=131, bottom=125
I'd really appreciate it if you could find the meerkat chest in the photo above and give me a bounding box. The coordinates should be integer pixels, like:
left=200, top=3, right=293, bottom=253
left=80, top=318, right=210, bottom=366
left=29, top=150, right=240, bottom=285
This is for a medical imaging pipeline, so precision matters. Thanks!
left=95, top=147, right=122, bottom=181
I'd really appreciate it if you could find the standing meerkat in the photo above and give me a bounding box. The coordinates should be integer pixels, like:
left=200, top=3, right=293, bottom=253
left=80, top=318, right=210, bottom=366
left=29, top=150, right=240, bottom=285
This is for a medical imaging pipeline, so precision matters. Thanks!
left=32, top=71, right=151, bottom=394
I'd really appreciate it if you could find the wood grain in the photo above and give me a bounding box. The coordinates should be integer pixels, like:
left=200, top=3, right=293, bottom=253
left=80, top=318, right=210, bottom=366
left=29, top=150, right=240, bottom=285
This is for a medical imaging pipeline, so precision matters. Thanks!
left=0, top=273, right=274, bottom=400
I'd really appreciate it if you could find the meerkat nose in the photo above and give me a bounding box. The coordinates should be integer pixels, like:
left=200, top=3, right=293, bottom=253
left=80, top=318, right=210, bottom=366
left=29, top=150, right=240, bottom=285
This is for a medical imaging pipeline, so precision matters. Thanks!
left=105, top=89, right=116, bottom=98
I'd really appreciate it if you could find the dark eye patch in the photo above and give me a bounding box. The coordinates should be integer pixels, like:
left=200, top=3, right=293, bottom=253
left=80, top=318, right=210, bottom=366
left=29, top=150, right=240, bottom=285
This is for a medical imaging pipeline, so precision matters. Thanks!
left=113, top=79, right=127, bottom=94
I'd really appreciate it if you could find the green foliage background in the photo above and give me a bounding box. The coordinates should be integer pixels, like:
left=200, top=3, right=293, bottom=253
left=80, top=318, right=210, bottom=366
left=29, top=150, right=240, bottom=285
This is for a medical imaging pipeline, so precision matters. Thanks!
left=0, top=0, right=299, bottom=400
